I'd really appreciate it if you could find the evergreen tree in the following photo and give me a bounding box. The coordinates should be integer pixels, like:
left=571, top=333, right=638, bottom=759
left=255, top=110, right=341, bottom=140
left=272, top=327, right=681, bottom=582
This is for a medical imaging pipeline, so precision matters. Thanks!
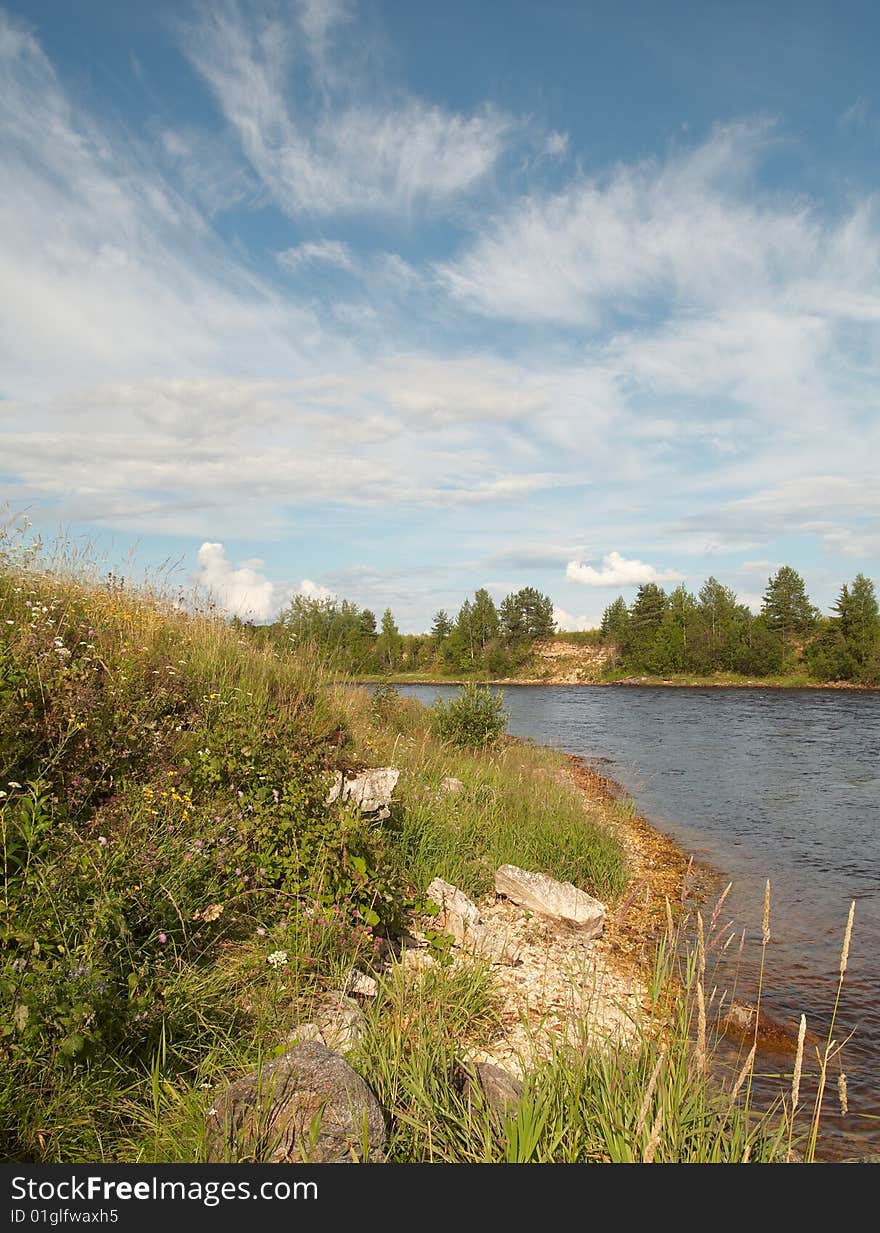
left=835, top=574, right=879, bottom=668
left=761, top=566, right=818, bottom=642
left=499, top=587, right=556, bottom=641
left=600, top=596, right=629, bottom=643
left=696, top=577, right=748, bottom=672
left=430, top=609, right=453, bottom=645
left=627, top=584, right=669, bottom=670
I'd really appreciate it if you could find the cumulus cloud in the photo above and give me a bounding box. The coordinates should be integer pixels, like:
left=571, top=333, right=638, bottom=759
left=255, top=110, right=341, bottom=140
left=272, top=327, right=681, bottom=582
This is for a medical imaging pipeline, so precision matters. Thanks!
left=552, top=605, right=600, bottom=632
left=297, top=578, right=336, bottom=600
left=566, top=552, right=684, bottom=588
left=194, top=542, right=280, bottom=620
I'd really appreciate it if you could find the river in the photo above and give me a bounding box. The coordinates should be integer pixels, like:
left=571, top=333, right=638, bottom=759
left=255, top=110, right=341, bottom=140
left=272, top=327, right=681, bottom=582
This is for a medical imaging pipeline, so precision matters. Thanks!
left=393, top=683, right=880, bottom=1159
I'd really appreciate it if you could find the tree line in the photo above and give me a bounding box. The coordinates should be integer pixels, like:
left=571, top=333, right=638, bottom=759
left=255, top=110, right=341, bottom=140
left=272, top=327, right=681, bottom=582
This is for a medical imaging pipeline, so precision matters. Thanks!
left=247, top=566, right=879, bottom=684
left=262, top=585, right=556, bottom=676
left=600, top=566, right=879, bottom=683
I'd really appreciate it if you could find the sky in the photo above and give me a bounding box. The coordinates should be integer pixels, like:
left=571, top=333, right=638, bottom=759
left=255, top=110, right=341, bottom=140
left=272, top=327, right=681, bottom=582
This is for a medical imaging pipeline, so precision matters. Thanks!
left=1, top=0, right=879, bottom=631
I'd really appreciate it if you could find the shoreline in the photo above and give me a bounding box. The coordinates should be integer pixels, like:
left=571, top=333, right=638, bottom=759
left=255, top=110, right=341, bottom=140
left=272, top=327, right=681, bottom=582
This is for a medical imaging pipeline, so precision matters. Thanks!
left=355, top=675, right=880, bottom=691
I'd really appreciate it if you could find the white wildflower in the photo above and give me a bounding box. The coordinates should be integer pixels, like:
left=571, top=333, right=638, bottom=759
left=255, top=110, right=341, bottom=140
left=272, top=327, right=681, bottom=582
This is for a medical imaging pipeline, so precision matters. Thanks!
left=267, top=950, right=289, bottom=969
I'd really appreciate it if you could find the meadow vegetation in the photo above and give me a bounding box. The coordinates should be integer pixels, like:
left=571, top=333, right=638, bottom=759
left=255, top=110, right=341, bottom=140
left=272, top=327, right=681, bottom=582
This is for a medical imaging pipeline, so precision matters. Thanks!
left=0, top=520, right=853, bottom=1162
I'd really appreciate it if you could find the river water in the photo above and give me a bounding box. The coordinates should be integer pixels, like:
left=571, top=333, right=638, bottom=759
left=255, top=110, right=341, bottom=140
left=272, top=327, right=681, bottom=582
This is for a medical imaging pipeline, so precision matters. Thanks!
left=394, top=683, right=880, bottom=1159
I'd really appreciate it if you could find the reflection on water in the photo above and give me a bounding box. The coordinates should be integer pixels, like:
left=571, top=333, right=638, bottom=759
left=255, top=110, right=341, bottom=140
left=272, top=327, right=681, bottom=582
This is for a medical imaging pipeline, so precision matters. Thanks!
left=395, top=683, right=880, bottom=1159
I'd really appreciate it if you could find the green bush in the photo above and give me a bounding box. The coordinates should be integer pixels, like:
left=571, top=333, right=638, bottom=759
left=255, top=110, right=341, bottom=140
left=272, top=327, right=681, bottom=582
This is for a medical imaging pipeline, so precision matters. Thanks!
left=429, top=683, right=508, bottom=748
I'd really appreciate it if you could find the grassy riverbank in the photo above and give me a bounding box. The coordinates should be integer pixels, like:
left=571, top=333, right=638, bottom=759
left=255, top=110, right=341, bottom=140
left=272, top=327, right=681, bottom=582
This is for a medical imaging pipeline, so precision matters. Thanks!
left=0, top=541, right=846, bottom=1162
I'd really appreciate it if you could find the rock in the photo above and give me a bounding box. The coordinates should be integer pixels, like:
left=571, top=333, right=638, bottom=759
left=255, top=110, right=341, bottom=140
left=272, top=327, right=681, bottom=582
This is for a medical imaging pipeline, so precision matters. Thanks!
left=464, top=1061, right=523, bottom=1120
left=440, top=777, right=465, bottom=795
left=427, top=878, right=482, bottom=935
left=329, top=767, right=399, bottom=818
left=313, top=992, right=367, bottom=1053
left=346, top=969, right=378, bottom=997
left=495, top=864, right=606, bottom=937
left=285, top=1022, right=324, bottom=1045
left=427, top=877, right=519, bottom=964
left=325, top=771, right=344, bottom=806
left=208, top=1041, right=385, bottom=1163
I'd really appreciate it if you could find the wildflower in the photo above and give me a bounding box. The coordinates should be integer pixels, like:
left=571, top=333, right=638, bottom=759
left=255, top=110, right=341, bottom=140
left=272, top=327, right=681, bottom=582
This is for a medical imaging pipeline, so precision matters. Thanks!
left=98, top=836, right=108, bottom=846
left=158, top=933, right=167, bottom=944
left=266, top=950, right=289, bottom=969
left=256, top=928, right=266, bottom=937
left=193, top=839, right=203, bottom=849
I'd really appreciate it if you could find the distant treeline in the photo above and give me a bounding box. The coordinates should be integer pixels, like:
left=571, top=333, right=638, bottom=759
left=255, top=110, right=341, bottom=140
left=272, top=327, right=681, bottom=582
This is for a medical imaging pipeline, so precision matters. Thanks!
left=252, top=586, right=555, bottom=676
left=600, top=567, right=879, bottom=683
left=245, top=567, right=880, bottom=684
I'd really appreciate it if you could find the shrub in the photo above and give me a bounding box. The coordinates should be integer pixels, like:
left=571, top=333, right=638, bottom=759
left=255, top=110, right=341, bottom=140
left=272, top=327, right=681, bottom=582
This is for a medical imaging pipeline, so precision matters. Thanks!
left=429, top=683, right=508, bottom=749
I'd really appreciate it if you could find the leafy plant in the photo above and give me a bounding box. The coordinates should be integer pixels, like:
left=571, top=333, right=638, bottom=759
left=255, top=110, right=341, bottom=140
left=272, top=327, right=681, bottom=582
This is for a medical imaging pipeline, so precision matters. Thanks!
left=429, top=683, right=508, bottom=749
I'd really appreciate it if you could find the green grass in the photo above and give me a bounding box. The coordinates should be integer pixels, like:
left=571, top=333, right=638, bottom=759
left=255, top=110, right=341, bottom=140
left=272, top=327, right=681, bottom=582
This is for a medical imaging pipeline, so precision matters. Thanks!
left=0, top=523, right=848, bottom=1163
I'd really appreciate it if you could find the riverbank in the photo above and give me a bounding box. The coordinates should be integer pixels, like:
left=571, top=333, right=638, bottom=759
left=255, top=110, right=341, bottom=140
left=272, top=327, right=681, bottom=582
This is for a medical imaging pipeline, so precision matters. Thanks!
left=1, top=545, right=840, bottom=1161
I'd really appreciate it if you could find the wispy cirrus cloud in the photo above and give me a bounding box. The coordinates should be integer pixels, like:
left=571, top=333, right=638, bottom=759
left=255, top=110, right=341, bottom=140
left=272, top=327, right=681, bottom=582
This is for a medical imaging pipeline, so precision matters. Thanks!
left=180, top=0, right=517, bottom=218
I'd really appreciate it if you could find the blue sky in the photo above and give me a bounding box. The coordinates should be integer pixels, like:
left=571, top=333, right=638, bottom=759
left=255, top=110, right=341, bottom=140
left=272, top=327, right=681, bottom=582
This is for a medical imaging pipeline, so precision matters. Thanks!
left=1, top=0, right=878, bottom=630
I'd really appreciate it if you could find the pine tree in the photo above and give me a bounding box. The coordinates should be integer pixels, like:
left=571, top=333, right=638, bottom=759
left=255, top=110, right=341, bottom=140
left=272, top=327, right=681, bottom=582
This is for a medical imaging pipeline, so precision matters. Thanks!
left=430, top=610, right=453, bottom=645
left=761, top=566, right=818, bottom=642
left=600, top=596, right=629, bottom=643
left=834, top=574, right=879, bottom=669
left=499, top=587, right=556, bottom=641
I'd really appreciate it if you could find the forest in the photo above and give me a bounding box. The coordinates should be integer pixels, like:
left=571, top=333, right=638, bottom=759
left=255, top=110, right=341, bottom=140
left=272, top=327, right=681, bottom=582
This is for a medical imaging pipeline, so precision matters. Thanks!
left=248, top=568, right=880, bottom=685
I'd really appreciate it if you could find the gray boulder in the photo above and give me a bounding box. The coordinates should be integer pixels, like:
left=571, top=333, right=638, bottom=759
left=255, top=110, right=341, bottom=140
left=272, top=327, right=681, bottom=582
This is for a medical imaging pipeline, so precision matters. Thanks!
left=207, top=1041, right=386, bottom=1163
left=464, top=1061, right=523, bottom=1120
left=495, top=864, right=606, bottom=937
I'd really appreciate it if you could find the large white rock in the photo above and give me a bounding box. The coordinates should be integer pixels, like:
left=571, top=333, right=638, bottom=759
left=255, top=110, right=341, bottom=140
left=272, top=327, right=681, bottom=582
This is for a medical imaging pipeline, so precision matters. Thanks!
left=427, top=878, right=518, bottom=964
left=326, top=767, right=399, bottom=817
left=495, top=864, right=606, bottom=937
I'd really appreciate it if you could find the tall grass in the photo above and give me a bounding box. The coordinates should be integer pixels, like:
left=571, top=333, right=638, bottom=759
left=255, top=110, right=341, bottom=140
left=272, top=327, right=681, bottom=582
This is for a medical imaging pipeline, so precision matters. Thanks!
left=0, top=525, right=854, bottom=1163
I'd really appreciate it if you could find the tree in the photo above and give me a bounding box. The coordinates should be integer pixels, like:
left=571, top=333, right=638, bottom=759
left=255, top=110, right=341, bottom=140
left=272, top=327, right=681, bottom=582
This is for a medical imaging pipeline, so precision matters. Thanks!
left=499, top=587, right=556, bottom=642
left=600, top=596, right=629, bottom=644
left=834, top=574, right=879, bottom=669
left=470, top=588, right=500, bottom=651
left=761, top=566, right=818, bottom=642
left=376, top=608, right=401, bottom=671
left=430, top=609, right=453, bottom=645
left=696, top=578, right=748, bottom=672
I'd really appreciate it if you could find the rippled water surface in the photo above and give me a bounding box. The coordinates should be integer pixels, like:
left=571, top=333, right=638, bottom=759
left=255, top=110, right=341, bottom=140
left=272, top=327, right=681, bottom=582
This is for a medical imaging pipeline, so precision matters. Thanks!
left=395, top=683, right=880, bottom=1158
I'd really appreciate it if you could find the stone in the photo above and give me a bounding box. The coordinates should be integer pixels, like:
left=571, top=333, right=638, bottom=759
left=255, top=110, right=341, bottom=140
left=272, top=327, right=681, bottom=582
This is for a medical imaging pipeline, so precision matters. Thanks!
left=285, top=1022, right=324, bottom=1045
left=427, top=878, right=482, bottom=935
left=329, top=767, right=399, bottom=818
left=465, top=1061, right=524, bottom=1120
left=208, top=1041, right=386, bottom=1164
left=494, top=864, right=606, bottom=937
left=313, top=992, right=367, bottom=1053
left=347, top=969, right=378, bottom=997
left=440, top=777, right=465, bottom=795
left=427, top=877, right=519, bottom=964
left=325, top=771, right=344, bottom=806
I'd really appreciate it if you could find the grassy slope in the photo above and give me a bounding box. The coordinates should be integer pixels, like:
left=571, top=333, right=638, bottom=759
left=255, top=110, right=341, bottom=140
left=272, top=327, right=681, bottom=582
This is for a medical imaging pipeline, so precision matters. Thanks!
left=1, top=545, right=818, bottom=1163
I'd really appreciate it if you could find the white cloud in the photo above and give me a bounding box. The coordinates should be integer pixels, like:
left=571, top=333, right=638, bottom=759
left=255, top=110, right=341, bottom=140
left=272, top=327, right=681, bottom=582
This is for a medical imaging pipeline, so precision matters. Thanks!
left=552, top=605, right=600, bottom=632
left=193, top=542, right=280, bottom=619
left=566, top=552, right=685, bottom=588
left=297, top=578, right=336, bottom=600
left=277, top=240, right=354, bottom=271
left=437, top=121, right=880, bottom=331
left=181, top=1, right=515, bottom=218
